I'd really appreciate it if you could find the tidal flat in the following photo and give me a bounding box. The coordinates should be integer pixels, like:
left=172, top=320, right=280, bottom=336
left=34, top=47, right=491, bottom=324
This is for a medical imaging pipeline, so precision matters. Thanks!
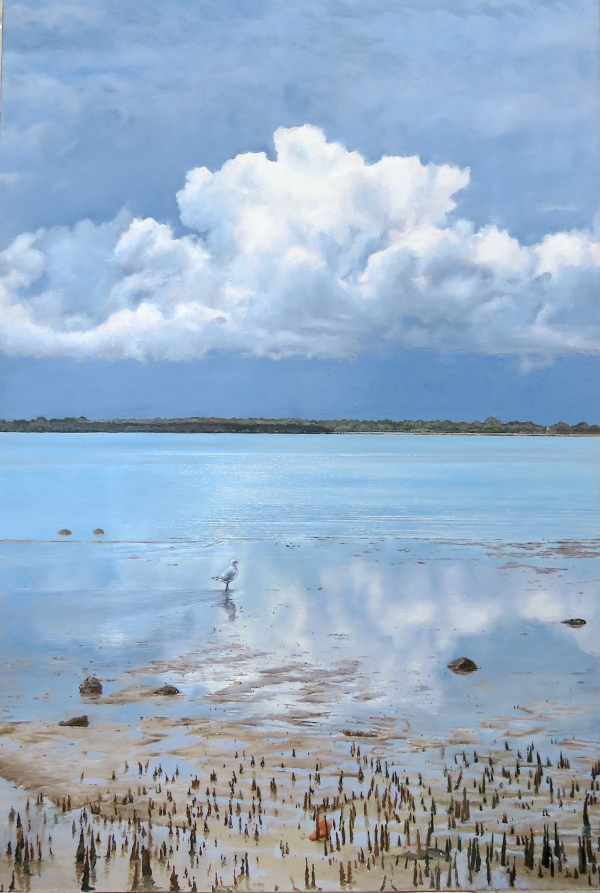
left=0, top=434, right=598, bottom=890
left=0, top=715, right=599, bottom=892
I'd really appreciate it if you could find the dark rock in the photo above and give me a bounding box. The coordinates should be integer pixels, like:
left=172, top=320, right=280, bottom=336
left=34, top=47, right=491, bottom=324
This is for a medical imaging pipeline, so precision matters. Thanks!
left=341, top=729, right=378, bottom=738
left=154, top=684, right=180, bottom=696
left=58, top=529, right=72, bottom=536
left=448, top=657, right=478, bottom=675
left=562, top=618, right=586, bottom=628
left=79, top=676, right=103, bottom=695
left=93, top=528, right=104, bottom=536
left=59, top=715, right=89, bottom=728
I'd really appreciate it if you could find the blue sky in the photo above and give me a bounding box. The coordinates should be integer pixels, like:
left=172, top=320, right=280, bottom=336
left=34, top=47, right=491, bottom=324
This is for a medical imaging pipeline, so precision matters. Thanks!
left=0, top=0, right=598, bottom=421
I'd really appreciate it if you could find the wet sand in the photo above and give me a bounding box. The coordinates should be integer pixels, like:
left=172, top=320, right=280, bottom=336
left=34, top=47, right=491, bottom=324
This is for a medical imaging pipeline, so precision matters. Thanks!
left=0, top=713, right=599, bottom=892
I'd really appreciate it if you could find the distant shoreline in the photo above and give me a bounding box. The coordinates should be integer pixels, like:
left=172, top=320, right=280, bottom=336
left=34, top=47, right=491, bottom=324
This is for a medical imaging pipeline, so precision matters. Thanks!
left=0, top=416, right=598, bottom=435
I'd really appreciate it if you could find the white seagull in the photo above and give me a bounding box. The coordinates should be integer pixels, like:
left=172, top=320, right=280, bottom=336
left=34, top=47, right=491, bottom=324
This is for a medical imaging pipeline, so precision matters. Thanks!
left=213, top=559, right=238, bottom=591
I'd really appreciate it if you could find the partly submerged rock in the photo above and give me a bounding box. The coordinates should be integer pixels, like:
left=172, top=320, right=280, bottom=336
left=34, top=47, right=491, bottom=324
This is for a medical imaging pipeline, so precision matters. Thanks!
left=562, top=618, right=586, bottom=628
left=154, top=684, right=180, bottom=696
left=79, top=676, right=103, bottom=695
left=93, top=528, right=105, bottom=536
left=59, top=715, right=89, bottom=728
left=58, top=529, right=72, bottom=536
left=448, top=657, right=478, bottom=675
left=341, top=728, right=378, bottom=738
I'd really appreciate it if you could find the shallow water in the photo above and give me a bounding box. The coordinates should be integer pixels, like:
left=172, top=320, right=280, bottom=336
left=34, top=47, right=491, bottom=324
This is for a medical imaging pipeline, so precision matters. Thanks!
left=0, top=434, right=598, bottom=745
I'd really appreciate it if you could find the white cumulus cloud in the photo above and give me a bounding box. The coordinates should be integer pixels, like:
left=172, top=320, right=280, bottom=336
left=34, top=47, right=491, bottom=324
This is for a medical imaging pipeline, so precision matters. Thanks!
left=0, top=124, right=598, bottom=361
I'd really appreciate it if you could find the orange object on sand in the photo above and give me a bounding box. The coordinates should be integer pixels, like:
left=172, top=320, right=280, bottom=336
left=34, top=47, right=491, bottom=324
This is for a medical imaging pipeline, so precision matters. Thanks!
left=309, top=819, right=332, bottom=841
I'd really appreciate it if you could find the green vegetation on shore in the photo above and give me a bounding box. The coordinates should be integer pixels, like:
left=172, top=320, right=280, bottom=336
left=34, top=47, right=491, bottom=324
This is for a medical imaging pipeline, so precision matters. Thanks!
left=0, top=415, right=598, bottom=434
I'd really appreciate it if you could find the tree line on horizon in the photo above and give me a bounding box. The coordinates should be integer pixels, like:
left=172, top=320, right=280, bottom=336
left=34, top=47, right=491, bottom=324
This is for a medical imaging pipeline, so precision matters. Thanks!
left=0, top=416, right=597, bottom=434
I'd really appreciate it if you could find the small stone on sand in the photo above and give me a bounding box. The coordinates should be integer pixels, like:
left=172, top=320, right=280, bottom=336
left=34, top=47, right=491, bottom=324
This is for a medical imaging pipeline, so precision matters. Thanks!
left=93, top=528, right=104, bottom=535
left=154, top=684, right=180, bottom=696
left=79, top=676, right=103, bottom=695
left=58, top=529, right=72, bottom=536
left=447, top=657, right=478, bottom=675
left=562, top=618, right=586, bottom=627
left=58, top=715, right=89, bottom=728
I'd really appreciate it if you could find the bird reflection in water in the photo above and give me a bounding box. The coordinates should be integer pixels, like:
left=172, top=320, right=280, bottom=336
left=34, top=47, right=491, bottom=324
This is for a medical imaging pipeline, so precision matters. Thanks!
left=220, top=592, right=237, bottom=622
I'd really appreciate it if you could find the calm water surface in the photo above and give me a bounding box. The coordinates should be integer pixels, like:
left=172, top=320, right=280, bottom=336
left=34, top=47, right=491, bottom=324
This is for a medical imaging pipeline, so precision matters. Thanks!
left=0, top=434, right=598, bottom=746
